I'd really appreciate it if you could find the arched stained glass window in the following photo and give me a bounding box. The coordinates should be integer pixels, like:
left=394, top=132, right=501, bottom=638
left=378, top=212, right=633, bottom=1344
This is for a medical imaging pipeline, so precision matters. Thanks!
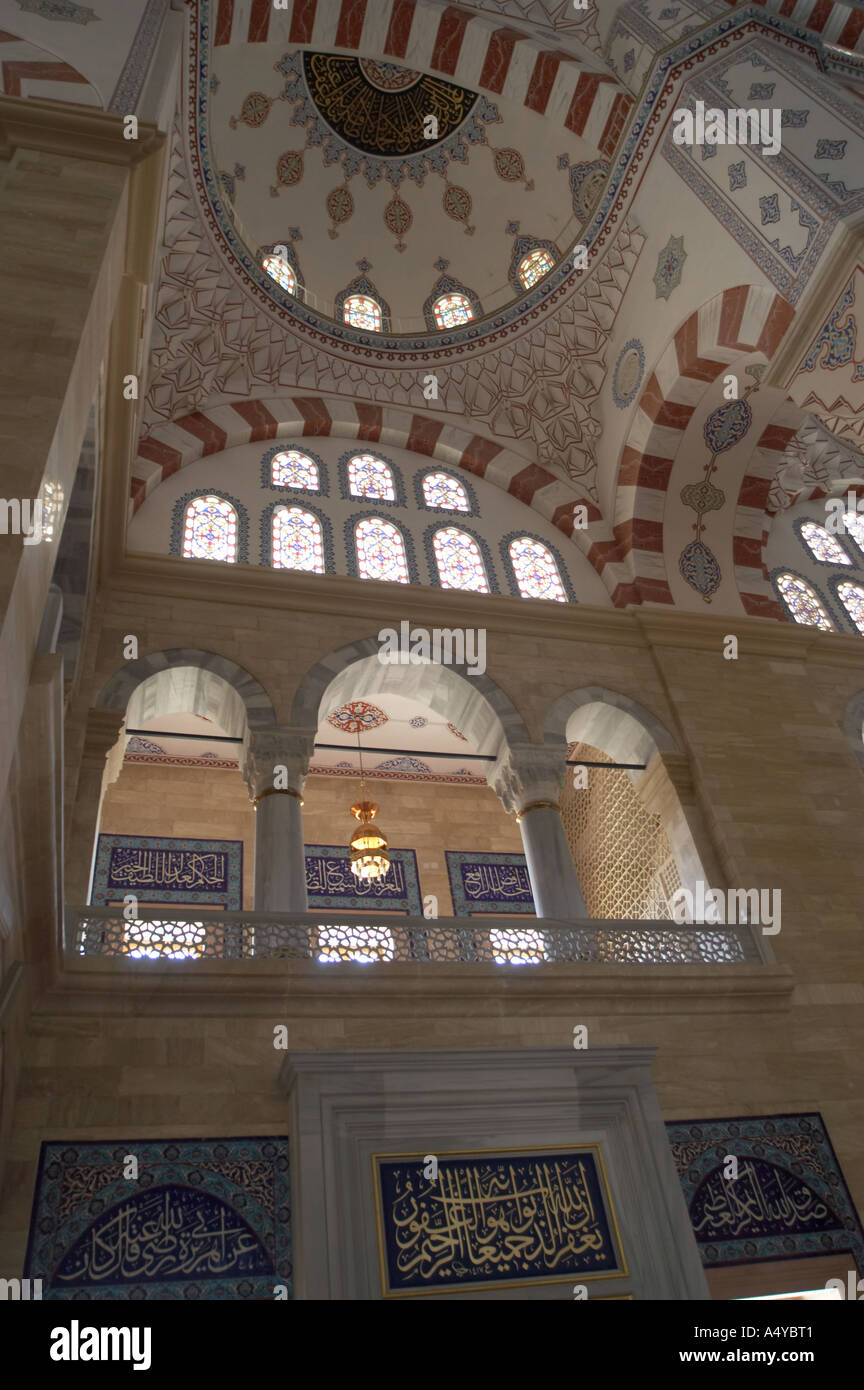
left=775, top=573, right=834, bottom=630
left=509, top=537, right=567, bottom=602
left=799, top=521, right=851, bottom=565
left=518, top=247, right=554, bottom=288
left=422, top=472, right=469, bottom=512
left=836, top=581, right=864, bottom=634
left=182, top=496, right=238, bottom=563
left=272, top=505, right=325, bottom=573
left=433, top=293, right=474, bottom=329
left=842, top=511, right=864, bottom=552
left=355, top=517, right=409, bottom=583
left=348, top=453, right=395, bottom=500
left=262, top=255, right=296, bottom=294
left=433, top=527, right=489, bottom=593
left=343, top=294, right=382, bottom=331
left=271, top=450, right=318, bottom=490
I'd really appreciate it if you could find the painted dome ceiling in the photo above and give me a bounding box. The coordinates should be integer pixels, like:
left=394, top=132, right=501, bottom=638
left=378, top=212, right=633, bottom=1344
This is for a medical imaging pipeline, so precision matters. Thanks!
left=208, top=41, right=593, bottom=334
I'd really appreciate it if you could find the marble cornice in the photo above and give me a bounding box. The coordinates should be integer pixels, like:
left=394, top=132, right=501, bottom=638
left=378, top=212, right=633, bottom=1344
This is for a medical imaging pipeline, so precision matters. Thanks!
left=41, top=956, right=795, bottom=1018
left=99, top=551, right=864, bottom=667
left=0, top=95, right=163, bottom=166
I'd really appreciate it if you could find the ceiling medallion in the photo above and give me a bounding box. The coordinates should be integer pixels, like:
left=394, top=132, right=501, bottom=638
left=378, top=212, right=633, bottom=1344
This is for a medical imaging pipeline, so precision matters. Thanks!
left=326, top=184, right=355, bottom=239
left=492, top=145, right=534, bottom=192
left=384, top=194, right=412, bottom=252
left=269, top=149, right=304, bottom=198
left=327, top=700, right=388, bottom=734
left=442, top=183, right=475, bottom=236
left=301, top=51, right=477, bottom=158
left=230, top=91, right=274, bottom=130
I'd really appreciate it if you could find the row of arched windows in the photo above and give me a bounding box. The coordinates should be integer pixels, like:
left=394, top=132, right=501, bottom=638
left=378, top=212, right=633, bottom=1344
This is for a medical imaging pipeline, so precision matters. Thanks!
left=773, top=513, right=864, bottom=635
left=180, top=494, right=567, bottom=600
left=262, top=247, right=556, bottom=332
left=270, top=448, right=466, bottom=510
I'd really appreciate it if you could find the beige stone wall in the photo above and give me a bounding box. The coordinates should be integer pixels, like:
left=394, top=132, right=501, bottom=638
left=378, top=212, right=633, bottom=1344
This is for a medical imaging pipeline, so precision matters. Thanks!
left=5, top=573, right=864, bottom=1299
left=98, top=764, right=522, bottom=913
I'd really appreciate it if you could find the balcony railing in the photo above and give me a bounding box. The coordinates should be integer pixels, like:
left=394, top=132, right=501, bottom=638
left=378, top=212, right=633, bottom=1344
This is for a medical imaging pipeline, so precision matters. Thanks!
left=65, top=907, right=772, bottom=966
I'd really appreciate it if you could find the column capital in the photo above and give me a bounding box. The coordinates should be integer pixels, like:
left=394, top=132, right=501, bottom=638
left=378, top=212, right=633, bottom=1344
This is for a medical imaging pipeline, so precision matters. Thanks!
left=489, top=742, right=566, bottom=816
left=242, top=727, right=315, bottom=802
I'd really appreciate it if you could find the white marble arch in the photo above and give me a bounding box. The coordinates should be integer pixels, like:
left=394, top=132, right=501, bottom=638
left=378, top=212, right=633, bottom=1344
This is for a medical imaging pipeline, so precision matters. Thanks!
left=290, top=635, right=532, bottom=759
left=544, top=684, right=680, bottom=785
left=96, top=648, right=277, bottom=733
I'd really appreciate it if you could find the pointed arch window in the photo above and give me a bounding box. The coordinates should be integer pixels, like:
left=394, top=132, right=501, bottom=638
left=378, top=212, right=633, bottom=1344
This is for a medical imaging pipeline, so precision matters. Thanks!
left=348, top=453, right=395, bottom=501
left=422, top=471, right=470, bottom=513
left=518, top=247, right=554, bottom=288
left=842, top=511, right=864, bottom=554
left=182, top=496, right=238, bottom=563
left=433, top=527, right=489, bottom=593
left=509, top=536, right=567, bottom=602
left=836, top=580, right=864, bottom=634
left=271, top=449, right=319, bottom=490
left=433, top=293, right=474, bottom=329
left=262, top=255, right=296, bottom=294
left=343, top=294, right=382, bottom=331
left=272, top=505, right=325, bottom=573
left=774, top=573, right=834, bottom=630
left=798, top=521, right=851, bottom=565
left=355, top=517, right=409, bottom=583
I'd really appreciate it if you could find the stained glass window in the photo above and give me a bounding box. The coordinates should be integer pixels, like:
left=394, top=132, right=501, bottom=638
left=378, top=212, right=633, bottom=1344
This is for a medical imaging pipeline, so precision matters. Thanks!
left=355, top=517, right=409, bottom=583
left=182, top=496, right=238, bottom=563
left=509, top=537, right=567, bottom=602
left=490, top=927, right=547, bottom=965
left=842, top=511, right=864, bottom=553
left=775, top=573, right=834, bottom=630
left=422, top=471, right=469, bottom=512
left=348, top=453, right=395, bottom=500
left=837, top=581, right=864, bottom=634
left=344, top=294, right=382, bottom=331
left=262, top=255, right=296, bottom=294
left=272, top=506, right=325, bottom=573
left=799, top=521, right=851, bottom=565
left=433, top=293, right=474, bottom=329
left=432, top=527, right=489, bottom=593
left=518, top=247, right=554, bottom=288
left=271, top=450, right=318, bottom=490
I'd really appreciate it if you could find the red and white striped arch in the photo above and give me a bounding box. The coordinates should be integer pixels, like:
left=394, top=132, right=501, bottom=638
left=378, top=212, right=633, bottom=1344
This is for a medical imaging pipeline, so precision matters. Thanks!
left=746, top=0, right=864, bottom=54
left=209, top=0, right=632, bottom=159
left=0, top=29, right=100, bottom=106
left=612, top=285, right=796, bottom=611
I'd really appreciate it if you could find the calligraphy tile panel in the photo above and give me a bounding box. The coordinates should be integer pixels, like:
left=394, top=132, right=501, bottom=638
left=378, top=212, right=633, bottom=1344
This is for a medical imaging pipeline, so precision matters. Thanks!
left=373, top=1146, right=625, bottom=1295
left=24, top=1138, right=292, bottom=1300
left=92, top=835, right=243, bottom=909
left=665, top=1114, right=864, bottom=1274
left=446, top=850, right=535, bottom=915
left=305, top=845, right=421, bottom=914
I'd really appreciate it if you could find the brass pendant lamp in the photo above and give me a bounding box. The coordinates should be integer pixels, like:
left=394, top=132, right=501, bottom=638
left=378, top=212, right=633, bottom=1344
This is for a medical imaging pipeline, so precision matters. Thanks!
left=348, top=731, right=391, bottom=880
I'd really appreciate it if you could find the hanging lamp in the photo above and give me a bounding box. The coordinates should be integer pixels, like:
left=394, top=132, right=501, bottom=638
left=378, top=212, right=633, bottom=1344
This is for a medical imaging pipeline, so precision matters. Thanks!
left=348, top=732, right=391, bottom=880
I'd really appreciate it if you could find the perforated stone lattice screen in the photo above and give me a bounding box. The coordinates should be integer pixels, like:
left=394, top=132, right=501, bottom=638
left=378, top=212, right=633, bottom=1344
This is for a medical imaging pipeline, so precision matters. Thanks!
left=560, top=744, right=680, bottom=921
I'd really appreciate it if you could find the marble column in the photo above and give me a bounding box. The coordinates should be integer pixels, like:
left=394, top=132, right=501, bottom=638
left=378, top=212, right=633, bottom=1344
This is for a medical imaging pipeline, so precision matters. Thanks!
left=243, top=729, right=314, bottom=912
left=491, top=744, right=588, bottom=919
left=65, top=708, right=126, bottom=904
